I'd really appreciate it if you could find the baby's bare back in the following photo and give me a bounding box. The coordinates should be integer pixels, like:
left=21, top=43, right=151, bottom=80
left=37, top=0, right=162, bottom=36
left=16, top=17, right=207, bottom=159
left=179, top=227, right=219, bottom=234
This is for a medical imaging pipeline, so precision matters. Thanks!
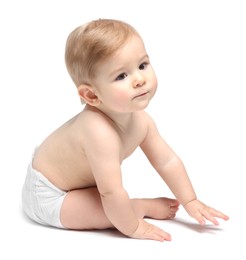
left=32, top=113, right=96, bottom=191
left=32, top=106, right=148, bottom=191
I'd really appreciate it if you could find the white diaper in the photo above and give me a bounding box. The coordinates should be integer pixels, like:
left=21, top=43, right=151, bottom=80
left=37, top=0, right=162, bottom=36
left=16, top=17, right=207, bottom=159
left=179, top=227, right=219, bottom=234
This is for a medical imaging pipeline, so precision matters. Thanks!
left=22, top=157, right=68, bottom=229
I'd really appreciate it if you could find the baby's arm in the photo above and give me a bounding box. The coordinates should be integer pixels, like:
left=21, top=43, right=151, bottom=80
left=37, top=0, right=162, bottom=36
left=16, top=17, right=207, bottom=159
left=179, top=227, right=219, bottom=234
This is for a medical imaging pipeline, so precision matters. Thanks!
left=83, top=116, right=170, bottom=241
left=140, top=113, right=229, bottom=224
left=84, top=123, right=136, bottom=235
left=183, top=199, right=229, bottom=225
left=140, top=114, right=197, bottom=205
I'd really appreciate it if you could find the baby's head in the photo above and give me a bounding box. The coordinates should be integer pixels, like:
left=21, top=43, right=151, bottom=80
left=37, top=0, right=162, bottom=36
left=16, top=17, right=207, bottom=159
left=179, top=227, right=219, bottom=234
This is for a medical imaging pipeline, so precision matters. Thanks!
left=65, top=19, right=141, bottom=104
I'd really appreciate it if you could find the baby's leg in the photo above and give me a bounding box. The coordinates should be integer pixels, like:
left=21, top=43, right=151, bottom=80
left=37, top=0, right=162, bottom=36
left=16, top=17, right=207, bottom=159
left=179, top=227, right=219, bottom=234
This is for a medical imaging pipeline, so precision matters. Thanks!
left=60, top=187, right=179, bottom=230
left=60, top=187, right=113, bottom=230
left=132, top=197, right=180, bottom=220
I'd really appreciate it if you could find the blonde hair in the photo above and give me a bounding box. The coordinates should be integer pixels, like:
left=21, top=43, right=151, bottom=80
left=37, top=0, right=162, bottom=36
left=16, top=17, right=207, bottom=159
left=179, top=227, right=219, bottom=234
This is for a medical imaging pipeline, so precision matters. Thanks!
left=65, top=19, right=140, bottom=103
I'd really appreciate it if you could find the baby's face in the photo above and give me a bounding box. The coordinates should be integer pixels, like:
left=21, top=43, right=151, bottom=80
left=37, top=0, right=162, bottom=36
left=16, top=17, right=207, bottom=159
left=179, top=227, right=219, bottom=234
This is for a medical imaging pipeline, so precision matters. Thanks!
left=90, top=35, right=158, bottom=113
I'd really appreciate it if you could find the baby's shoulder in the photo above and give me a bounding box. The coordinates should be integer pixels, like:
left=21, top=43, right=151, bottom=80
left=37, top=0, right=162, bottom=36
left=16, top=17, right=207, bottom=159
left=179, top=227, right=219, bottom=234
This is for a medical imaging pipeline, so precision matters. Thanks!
left=76, top=107, right=119, bottom=138
left=134, top=110, right=155, bottom=126
left=78, top=107, right=115, bottom=129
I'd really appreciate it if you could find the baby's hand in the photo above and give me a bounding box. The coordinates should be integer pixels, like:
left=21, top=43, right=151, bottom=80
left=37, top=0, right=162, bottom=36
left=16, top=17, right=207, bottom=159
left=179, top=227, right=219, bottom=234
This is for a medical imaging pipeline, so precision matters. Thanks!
left=129, top=219, right=171, bottom=242
left=184, top=199, right=229, bottom=225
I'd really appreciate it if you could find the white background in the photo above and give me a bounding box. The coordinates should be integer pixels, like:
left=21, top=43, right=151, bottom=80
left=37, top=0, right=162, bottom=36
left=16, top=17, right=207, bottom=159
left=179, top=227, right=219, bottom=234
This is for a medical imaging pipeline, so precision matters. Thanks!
left=0, top=0, right=245, bottom=259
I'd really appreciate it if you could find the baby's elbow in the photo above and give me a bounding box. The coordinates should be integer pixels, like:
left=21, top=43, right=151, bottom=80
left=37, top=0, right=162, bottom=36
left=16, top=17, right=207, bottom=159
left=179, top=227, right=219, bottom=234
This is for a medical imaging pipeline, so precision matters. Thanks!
left=99, top=187, right=128, bottom=200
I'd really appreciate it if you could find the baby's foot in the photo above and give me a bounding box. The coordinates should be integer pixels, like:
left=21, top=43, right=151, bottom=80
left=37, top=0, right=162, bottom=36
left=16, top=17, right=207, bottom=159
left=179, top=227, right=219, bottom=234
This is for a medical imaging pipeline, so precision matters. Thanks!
left=145, top=197, right=180, bottom=220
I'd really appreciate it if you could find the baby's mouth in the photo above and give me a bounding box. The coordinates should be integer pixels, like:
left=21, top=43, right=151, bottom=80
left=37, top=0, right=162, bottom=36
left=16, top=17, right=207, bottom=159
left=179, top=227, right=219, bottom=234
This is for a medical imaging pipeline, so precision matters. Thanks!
left=133, top=91, right=149, bottom=99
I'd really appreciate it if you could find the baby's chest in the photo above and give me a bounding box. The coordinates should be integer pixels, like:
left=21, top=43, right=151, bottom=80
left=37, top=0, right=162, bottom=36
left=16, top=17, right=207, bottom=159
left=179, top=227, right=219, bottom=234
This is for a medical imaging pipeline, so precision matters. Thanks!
left=120, top=128, right=146, bottom=159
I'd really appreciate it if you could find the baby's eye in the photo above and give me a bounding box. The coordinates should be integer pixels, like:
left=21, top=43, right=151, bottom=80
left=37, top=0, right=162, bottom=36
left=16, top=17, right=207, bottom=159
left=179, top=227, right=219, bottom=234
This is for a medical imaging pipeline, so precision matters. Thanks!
left=115, top=73, right=127, bottom=81
left=139, top=62, right=148, bottom=70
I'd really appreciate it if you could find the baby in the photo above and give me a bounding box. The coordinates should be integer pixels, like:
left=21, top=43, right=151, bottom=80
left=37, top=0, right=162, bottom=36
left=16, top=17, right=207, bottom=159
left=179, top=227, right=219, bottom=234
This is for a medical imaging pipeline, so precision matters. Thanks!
left=22, top=18, right=229, bottom=242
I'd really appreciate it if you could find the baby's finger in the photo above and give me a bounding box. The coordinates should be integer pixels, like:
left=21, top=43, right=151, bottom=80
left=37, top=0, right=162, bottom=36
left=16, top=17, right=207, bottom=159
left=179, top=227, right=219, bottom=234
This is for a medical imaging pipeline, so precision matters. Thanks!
left=151, top=227, right=172, bottom=242
left=194, top=214, right=206, bottom=225
left=130, top=220, right=172, bottom=242
left=209, top=208, right=229, bottom=221
left=200, top=208, right=219, bottom=226
left=142, top=224, right=171, bottom=242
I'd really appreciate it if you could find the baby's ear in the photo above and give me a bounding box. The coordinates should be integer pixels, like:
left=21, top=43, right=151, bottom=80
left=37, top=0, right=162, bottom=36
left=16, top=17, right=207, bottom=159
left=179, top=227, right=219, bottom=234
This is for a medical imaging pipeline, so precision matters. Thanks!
left=77, top=84, right=101, bottom=106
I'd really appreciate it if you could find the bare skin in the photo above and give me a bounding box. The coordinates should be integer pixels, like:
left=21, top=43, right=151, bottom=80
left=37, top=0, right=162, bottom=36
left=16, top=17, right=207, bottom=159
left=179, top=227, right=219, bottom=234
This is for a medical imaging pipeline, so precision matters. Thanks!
left=31, top=34, right=229, bottom=242
left=60, top=187, right=180, bottom=241
left=33, top=108, right=181, bottom=242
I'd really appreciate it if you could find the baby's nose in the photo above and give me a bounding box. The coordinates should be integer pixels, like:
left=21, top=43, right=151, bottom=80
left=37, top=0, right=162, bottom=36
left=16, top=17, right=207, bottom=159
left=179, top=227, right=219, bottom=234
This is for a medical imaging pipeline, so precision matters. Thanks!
left=133, top=73, right=145, bottom=88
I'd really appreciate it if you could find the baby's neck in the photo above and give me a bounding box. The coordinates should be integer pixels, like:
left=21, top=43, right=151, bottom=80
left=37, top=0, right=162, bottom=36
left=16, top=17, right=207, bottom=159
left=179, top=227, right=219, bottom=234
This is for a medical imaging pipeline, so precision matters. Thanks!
left=86, top=105, right=135, bottom=132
